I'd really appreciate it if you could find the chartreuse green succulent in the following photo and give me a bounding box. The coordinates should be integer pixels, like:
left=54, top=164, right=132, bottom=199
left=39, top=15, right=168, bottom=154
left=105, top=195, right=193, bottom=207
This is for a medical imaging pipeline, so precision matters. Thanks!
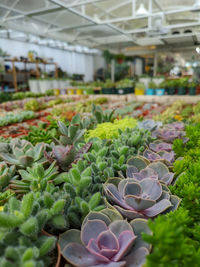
left=0, top=139, right=46, bottom=168
left=0, top=190, right=70, bottom=266
left=59, top=209, right=151, bottom=267
left=85, top=117, right=137, bottom=140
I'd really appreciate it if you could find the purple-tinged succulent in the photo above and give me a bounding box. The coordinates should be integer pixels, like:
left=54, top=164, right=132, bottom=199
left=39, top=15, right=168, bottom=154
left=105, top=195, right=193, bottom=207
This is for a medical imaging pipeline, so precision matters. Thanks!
left=166, top=122, right=185, bottom=131
left=138, top=119, right=162, bottom=132
left=143, top=150, right=175, bottom=165
left=126, top=156, right=174, bottom=185
left=45, top=143, right=92, bottom=171
left=104, top=177, right=180, bottom=220
left=149, top=142, right=172, bottom=152
left=152, top=129, right=185, bottom=143
left=59, top=210, right=151, bottom=267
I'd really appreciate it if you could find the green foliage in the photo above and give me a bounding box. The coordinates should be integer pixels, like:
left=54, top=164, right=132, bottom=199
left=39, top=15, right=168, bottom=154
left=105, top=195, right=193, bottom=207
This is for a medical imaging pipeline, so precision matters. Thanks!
left=0, top=111, right=36, bottom=127
left=24, top=99, right=43, bottom=111
left=24, top=123, right=58, bottom=145
left=85, top=117, right=137, bottom=140
left=143, top=209, right=200, bottom=267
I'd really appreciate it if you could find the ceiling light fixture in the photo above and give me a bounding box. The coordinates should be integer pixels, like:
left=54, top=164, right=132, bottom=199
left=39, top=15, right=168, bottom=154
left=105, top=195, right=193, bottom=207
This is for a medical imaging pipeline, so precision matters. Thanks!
left=136, top=3, right=148, bottom=16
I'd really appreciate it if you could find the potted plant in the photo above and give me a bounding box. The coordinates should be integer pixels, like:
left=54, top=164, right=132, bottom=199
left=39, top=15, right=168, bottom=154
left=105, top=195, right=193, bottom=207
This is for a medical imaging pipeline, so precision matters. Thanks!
left=152, top=75, right=165, bottom=87
left=135, top=82, right=145, bottom=95
left=177, top=78, right=188, bottom=95
left=156, top=81, right=166, bottom=96
left=146, top=81, right=156, bottom=95
left=115, top=79, right=134, bottom=94
left=115, top=54, right=125, bottom=64
left=188, top=81, right=197, bottom=95
left=139, top=74, right=151, bottom=89
left=101, top=79, right=115, bottom=94
left=166, top=79, right=177, bottom=95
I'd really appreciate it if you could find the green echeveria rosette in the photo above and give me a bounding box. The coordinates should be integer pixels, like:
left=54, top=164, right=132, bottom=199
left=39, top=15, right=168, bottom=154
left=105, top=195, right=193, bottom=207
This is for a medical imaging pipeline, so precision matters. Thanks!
left=59, top=210, right=151, bottom=267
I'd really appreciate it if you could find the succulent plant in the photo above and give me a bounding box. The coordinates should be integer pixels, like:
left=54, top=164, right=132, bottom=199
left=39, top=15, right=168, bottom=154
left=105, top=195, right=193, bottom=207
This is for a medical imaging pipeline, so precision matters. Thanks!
left=126, top=156, right=174, bottom=185
left=45, top=142, right=92, bottom=171
left=138, top=119, right=162, bottom=132
left=0, top=163, right=17, bottom=190
left=166, top=121, right=185, bottom=131
left=104, top=176, right=180, bottom=220
left=149, top=141, right=172, bottom=152
left=59, top=210, right=151, bottom=267
left=143, top=149, right=175, bottom=165
left=92, top=103, right=116, bottom=123
left=9, top=162, right=62, bottom=195
left=0, top=189, right=15, bottom=206
left=0, top=140, right=46, bottom=168
left=152, top=128, right=185, bottom=143
left=57, top=117, right=86, bottom=146
left=0, top=192, right=67, bottom=266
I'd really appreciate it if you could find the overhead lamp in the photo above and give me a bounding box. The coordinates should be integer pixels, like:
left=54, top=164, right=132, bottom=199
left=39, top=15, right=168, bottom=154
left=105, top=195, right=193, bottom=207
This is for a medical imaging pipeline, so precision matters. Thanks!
left=136, top=3, right=148, bottom=16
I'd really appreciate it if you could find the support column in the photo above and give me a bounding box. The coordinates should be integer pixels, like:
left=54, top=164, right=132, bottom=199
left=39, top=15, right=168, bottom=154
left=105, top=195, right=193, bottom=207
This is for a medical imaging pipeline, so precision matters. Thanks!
left=153, top=53, right=158, bottom=77
left=111, top=59, right=115, bottom=82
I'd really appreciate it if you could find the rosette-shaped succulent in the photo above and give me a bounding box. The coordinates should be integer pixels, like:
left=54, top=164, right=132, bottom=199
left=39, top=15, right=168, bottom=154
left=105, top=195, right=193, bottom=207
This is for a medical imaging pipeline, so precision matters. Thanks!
left=126, top=156, right=174, bottom=185
left=138, top=119, right=162, bottom=132
left=45, top=143, right=92, bottom=171
left=104, top=176, right=180, bottom=220
left=149, top=142, right=172, bottom=152
left=152, top=129, right=185, bottom=143
left=143, top=150, right=175, bottom=165
left=167, top=121, right=185, bottom=131
left=0, top=140, right=46, bottom=168
left=59, top=210, right=151, bottom=267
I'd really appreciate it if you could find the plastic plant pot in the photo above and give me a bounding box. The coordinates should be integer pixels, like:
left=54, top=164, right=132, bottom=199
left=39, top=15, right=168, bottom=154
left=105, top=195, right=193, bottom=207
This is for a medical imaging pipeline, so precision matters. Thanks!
left=135, top=88, right=145, bottom=95
left=178, top=87, right=186, bottom=95
left=28, top=80, right=40, bottom=93
left=76, top=89, right=83, bottom=95
left=146, top=88, right=155, bottom=95
left=156, top=88, right=165, bottom=96
left=168, top=87, right=176, bottom=95
left=102, top=88, right=115, bottom=94
left=55, top=89, right=60, bottom=96
left=68, top=89, right=74, bottom=95
left=189, top=87, right=196, bottom=96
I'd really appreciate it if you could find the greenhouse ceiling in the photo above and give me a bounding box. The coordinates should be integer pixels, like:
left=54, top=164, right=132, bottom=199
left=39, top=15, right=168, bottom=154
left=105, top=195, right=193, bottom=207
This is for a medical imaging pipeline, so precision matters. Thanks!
left=1, top=0, right=200, bottom=54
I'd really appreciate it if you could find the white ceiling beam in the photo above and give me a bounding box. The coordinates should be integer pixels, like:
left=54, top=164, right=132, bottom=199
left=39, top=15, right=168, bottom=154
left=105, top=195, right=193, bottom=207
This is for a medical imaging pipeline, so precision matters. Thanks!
left=50, top=0, right=104, bottom=8
left=95, top=6, right=200, bottom=24
left=125, top=21, right=200, bottom=34
left=98, top=0, right=132, bottom=18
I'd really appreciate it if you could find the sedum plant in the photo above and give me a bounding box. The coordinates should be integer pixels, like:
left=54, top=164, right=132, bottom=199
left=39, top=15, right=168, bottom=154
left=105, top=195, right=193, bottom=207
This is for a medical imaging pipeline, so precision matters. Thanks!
left=85, top=117, right=137, bottom=140
left=59, top=210, right=151, bottom=267
left=0, top=139, right=46, bottom=168
left=104, top=176, right=180, bottom=220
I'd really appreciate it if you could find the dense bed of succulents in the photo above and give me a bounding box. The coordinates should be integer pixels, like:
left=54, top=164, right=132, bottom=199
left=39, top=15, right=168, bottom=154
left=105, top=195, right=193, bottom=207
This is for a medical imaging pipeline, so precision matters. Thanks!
left=0, top=97, right=199, bottom=267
